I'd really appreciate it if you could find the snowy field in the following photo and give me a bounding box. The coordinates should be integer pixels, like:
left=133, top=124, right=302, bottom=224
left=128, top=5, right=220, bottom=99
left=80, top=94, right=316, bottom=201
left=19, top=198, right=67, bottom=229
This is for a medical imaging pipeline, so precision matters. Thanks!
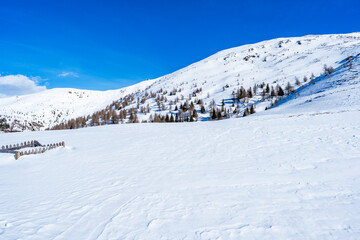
left=0, top=33, right=359, bottom=239
left=1, top=108, right=360, bottom=239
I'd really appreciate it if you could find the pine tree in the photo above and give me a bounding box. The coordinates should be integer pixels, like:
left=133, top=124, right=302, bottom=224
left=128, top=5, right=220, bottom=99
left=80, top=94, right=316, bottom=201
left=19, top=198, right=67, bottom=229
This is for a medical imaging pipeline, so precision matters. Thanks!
left=0, top=118, right=10, bottom=131
left=211, top=108, right=217, bottom=120
left=247, top=87, right=253, bottom=98
left=154, top=114, right=161, bottom=122
left=192, top=109, right=198, bottom=119
left=285, top=82, right=293, bottom=94
left=243, top=108, right=250, bottom=117
left=250, top=105, right=255, bottom=114
left=323, top=64, right=334, bottom=75
left=310, top=73, right=315, bottom=80
left=270, top=86, right=276, bottom=97
left=277, top=86, right=285, bottom=96
left=129, top=112, right=134, bottom=123
left=111, top=111, right=119, bottom=124
left=217, top=111, right=222, bottom=120
left=266, top=84, right=270, bottom=93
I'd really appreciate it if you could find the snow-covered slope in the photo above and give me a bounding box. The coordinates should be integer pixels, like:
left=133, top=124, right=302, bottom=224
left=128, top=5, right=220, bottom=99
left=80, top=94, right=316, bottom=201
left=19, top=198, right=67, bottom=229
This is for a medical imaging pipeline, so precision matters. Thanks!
left=267, top=53, right=360, bottom=115
left=147, top=32, right=360, bottom=102
left=0, top=101, right=359, bottom=239
left=0, top=33, right=359, bottom=130
left=1, top=33, right=360, bottom=239
left=0, top=80, right=154, bottom=130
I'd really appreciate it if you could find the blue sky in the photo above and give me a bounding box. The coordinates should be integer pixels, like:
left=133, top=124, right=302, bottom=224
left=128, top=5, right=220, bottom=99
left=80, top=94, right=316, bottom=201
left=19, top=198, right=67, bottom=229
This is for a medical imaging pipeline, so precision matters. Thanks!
left=0, top=0, right=359, bottom=92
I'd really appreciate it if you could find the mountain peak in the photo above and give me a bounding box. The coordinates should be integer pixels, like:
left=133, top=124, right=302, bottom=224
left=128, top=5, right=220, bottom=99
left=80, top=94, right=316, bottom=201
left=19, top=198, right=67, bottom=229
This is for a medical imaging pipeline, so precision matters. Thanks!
left=1, top=33, right=359, bottom=131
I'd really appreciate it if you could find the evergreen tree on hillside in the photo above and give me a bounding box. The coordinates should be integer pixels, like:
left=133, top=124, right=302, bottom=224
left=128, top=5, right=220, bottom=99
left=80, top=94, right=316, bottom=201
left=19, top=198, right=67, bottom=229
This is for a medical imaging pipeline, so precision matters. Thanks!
left=217, top=111, right=222, bottom=120
left=0, top=118, right=10, bottom=131
left=243, top=107, right=250, bottom=117
left=211, top=108, right=217, bottom=120
left=285, top=82, right=293, bottom=94
left=270, top=86, right=276, bottom=97
left=111, top=111, right=119, bottom=124
left=310, top=73, right=315, bottom=80
left=192, top=109, right=198, bottom=119
left=277, top=86, right=285, bottom=96
left=266, top=84, right=270, bottom=93
left=247, top=87, right=253, bottom=98
left=250, top=105, right=255, bottom=114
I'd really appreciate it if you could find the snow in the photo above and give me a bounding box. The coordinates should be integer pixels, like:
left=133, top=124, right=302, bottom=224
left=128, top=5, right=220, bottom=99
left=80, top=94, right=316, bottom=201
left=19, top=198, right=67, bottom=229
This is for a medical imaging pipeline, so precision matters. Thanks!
left=261, top=54, right=360, bottom=116
left=1, top=103, right=360, bottom=239
left=0, top=80, right=154, bottom=130
left=0, top=33, right=360, bottom=239
left=1, top=33, right=360, bottom=129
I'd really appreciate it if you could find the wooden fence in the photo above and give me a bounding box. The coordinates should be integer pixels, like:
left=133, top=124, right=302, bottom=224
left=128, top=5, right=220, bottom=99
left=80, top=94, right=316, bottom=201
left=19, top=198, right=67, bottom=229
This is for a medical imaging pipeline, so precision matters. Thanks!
left=0, top=140, right=65, bottom=160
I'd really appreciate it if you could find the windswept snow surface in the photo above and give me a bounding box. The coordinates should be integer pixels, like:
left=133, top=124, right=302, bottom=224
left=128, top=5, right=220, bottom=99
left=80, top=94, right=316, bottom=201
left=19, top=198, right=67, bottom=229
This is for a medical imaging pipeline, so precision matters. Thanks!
left=0, top=109, right=360, bottom=239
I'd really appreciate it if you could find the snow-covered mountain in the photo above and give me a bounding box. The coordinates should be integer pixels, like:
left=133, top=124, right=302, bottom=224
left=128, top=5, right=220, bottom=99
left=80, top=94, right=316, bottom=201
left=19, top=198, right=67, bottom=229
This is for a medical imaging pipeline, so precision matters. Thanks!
left=1, top=33, right=360, bottom=239
left=1, top=69, right=359, bottom=239
left=271, top=53, right=360, bottom=115
left=0, top=80, right=154, bottom=130
left=1, top=33, right=359, bottom=131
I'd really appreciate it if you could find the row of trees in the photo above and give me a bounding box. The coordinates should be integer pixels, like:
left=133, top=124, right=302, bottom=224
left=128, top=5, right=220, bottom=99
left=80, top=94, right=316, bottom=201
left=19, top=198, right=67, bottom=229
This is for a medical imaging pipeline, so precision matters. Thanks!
left=150, top=109, right=199, bottom=123
left=49, top=78, right=303, bottom=130
left=50, top=64, right=338, bottom=130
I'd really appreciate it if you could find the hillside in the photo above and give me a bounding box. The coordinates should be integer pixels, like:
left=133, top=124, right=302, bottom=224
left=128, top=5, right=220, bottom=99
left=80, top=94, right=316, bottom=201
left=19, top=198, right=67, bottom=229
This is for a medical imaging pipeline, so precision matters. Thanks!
left=0, top=93, right=359, bottom=239
left=0, top=33, right=359, bottom=131
left=0, top=80, right=153, bottom=131
left=1, top=33, right=360, bottom=239
left=268, top=53, right=360, bottom=114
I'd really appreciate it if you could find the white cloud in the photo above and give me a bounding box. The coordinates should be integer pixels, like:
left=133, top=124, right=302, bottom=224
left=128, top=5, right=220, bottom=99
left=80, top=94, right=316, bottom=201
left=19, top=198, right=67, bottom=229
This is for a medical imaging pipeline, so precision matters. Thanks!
left=0, top=74, right=46, bottom=98
left=58, top=71, right=79, bottom=78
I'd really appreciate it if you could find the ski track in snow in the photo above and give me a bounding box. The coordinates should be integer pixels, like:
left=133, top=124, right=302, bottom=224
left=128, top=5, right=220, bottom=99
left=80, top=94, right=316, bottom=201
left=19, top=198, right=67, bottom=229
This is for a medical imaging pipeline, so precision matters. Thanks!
left=0, top=109, right=360, bottom=239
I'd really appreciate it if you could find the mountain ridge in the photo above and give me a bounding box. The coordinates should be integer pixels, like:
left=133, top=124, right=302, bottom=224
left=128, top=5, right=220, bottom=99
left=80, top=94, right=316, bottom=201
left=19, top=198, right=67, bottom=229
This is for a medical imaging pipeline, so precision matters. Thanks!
left=1, top=32, right=359, bottom=131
